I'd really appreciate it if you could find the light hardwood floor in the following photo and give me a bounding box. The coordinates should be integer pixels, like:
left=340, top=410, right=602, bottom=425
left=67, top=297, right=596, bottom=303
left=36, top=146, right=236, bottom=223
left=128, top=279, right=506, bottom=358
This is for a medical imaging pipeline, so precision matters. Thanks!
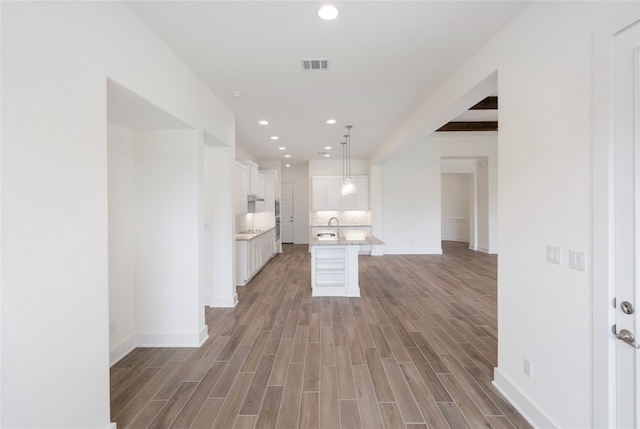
left=110, top=241, right=532, bottom=429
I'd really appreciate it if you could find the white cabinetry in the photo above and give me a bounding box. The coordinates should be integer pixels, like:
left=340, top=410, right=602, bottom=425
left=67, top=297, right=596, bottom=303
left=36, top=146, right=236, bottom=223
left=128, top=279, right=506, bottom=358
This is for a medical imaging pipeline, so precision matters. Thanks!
left=311, top=176, right=369, bottom=210
left=311, top=245, right=360, bottom=297
left=234, top=162, right=248, bottom=215
left=246, top=161, right=264, bottom=198
left=261, top=170, right=279, bottom=214
left=236, top=229, right=276, bottom=285
left=341, top=176, right=369, bottom=210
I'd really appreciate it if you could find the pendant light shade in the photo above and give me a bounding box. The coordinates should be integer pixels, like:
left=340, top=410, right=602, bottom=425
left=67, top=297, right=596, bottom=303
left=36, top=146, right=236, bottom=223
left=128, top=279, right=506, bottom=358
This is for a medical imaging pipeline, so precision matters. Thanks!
left=341, top=125, right=356, bottom=196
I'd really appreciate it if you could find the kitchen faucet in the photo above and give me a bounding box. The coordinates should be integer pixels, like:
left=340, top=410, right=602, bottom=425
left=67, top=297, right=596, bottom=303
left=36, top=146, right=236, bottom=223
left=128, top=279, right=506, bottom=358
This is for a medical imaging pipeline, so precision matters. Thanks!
left=328, top=217, right=340, bottom=237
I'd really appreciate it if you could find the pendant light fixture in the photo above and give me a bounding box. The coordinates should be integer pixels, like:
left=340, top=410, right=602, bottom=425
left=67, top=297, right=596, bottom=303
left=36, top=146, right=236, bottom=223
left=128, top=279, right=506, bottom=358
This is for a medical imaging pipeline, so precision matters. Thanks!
left=341, top=125, right=356, bottom=196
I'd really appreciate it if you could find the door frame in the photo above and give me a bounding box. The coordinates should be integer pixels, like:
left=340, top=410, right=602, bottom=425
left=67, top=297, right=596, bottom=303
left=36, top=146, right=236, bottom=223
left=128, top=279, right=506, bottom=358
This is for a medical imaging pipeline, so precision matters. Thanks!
left=592, top=6, right=640, bottom=427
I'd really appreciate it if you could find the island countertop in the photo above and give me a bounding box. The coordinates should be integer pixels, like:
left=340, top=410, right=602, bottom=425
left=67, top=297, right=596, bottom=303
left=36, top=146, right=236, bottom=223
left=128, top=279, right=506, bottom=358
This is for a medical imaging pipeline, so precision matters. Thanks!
left=310, top=235, right=384, bottom=246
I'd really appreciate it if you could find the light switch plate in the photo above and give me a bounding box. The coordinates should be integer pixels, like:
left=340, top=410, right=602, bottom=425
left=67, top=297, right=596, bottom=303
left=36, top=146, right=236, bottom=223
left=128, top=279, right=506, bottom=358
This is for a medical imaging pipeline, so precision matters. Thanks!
left=569, top=250, right=586, bottom=271
left=546, top=245, right=561, bottom=264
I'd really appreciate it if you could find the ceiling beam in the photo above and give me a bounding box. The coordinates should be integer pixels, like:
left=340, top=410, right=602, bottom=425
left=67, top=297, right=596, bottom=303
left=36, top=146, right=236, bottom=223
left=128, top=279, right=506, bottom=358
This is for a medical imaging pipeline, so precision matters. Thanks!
left=436, top=121, right=498, bottom=132
left=469, top=96, right=498, bottom=110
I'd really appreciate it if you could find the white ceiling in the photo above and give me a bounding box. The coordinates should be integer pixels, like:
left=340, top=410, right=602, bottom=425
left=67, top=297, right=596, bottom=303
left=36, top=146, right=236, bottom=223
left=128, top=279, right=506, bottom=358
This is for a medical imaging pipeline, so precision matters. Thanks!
left=127, top=1, right=524, bottom=164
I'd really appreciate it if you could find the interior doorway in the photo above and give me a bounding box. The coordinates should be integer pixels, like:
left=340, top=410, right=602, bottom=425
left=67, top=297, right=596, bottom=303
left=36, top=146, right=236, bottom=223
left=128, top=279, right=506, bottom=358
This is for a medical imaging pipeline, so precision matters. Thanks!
left=441, top=173, right=472, bottom=243
left=281, top=183, right=294, bottom=243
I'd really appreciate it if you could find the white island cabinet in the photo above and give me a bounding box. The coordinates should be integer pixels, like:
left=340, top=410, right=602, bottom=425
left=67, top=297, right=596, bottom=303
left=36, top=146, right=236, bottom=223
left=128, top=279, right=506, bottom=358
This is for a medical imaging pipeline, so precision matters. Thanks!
left=310, top=235, right=384, bottom=297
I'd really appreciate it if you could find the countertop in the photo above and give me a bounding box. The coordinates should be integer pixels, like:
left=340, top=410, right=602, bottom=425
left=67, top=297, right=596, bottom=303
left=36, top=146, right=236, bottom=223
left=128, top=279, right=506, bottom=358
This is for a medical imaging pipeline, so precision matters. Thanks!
left=310, top=235, right=385, bottom=246
left=235, top=226, right=275, bottom=241
left=310, top=224, right=372, bottom=228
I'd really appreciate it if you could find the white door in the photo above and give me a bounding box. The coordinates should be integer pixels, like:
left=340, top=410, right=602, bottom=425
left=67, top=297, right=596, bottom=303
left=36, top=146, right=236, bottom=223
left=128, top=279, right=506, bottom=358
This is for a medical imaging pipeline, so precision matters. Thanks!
left=441, top=173, right=471, bottom=242
left=281, top=183, right=294, bottom=244
left=613, top=18, right=640, bottom=429
left=593, top=9, right=640, bottom=427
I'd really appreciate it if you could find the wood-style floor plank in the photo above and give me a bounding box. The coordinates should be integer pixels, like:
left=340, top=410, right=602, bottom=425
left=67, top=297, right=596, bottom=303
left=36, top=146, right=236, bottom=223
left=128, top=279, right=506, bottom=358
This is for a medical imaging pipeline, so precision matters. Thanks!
left=110, top=242, right=532, bottom=429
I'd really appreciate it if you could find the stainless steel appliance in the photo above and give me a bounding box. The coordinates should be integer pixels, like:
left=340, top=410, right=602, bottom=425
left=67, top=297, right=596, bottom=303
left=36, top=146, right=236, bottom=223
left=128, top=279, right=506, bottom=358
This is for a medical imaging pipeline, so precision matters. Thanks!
left=275, top=217, right=281, bottom=241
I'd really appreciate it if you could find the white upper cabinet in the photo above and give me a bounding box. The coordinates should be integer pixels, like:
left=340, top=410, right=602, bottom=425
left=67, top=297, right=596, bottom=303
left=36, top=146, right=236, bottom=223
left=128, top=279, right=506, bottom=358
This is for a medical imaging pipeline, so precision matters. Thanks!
left=311, top=176, right=369, bottom=211
left=234, top=162, right=248, bottom=215
left=246, top=161, right=264, bottom=198
left=340, top=176, right=369, bottom=210
left=261, top=170, right=279, bottom=214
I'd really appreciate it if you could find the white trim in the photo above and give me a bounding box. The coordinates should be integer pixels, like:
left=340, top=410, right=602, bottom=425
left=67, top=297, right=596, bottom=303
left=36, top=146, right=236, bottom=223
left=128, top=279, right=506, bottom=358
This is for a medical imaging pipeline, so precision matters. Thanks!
left=312, top=286, right=361, bottom=297
left=109, top=423, right=117, bottom=429
left=208, top=293, right=238, bottom=308
left=383, top=247, right=443, bottom=255
left=592, top=6, right=640, bottom=428
left=370, top=245, right=384, bottom=256
left=136, top=327, right=208, bottom=348
left=109, top=334, right=136, bottom=367
left=493, top=368, right=557, bottom=429
left=476, top=246, right=498, bottom=255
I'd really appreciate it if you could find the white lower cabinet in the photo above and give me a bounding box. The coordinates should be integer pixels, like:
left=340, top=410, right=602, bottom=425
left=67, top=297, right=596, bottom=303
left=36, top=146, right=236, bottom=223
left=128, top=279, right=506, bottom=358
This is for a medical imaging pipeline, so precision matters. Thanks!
left=236, top=230, right=275, bottom=285
left=310, top=245, right=360, bottom=297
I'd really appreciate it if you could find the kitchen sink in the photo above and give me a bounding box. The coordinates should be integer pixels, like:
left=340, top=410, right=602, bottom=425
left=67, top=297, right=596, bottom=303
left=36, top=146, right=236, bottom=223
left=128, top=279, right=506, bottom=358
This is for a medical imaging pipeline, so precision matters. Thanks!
left=316, top=231, right=338, bottom=240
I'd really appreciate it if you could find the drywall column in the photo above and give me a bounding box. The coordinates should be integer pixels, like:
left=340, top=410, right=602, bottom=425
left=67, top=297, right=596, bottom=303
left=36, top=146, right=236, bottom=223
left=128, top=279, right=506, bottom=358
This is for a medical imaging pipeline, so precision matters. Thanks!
left=206, top=137, right=236, bottom=307
left=107, top=123, right=137, bottom=364
left=134, top=130, right=208, bottom=346
left=370, top=164, right=383, bottom=241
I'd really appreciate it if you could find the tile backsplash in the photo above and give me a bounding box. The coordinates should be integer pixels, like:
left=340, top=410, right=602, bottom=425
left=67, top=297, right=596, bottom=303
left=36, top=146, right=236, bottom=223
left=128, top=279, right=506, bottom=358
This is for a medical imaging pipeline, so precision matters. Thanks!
left=312, top=210, right=371, bottom=226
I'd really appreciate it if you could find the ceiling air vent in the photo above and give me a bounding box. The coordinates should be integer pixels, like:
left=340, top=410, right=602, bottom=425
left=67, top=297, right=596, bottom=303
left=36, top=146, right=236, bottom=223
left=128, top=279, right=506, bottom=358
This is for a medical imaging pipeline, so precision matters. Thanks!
left=301, top=59, right=329, bottom=71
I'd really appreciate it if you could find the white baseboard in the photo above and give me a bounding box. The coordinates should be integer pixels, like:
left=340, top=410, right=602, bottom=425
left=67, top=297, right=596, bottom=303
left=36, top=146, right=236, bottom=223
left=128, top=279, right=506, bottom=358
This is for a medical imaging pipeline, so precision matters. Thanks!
left=442, top=237, right=469, bottom=242
left=383, top=246, right=443, bottom=255
left=136, top=327, right=209, bottom=348
left=476, top=245, right=499, bottom=254
left=312, top=286, right=360, bottom=297
left=208, top=293, right=238, bottom=308
left=109, top=334, right=136, bottom=366
left=109, top=423, right=117, bottom=429
left=110, top=326, right=208, bottom=366
left=493, top=368, right=557, bottom=428
left=371, top=245, right=384, bottom=256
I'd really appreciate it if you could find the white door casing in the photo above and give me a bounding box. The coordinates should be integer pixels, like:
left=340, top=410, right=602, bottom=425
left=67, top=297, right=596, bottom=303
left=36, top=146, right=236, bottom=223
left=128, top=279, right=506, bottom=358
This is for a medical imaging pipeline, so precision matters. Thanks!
left=593, top=5, right=640, bottom=428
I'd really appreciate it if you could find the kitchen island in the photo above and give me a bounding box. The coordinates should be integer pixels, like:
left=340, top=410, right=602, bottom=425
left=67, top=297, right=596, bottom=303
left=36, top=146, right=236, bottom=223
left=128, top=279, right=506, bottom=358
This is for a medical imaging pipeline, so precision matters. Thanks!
left=309, top=235, right=384, bottom=297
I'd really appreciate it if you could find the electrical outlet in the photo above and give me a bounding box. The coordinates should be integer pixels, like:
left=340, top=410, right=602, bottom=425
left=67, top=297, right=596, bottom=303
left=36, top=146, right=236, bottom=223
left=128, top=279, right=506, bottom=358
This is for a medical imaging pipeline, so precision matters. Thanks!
left=524, top=359, right=532, bottom=377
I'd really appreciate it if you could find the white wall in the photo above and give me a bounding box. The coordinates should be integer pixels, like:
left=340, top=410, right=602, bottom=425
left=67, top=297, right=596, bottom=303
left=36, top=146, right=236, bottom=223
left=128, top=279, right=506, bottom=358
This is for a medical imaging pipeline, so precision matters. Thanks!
left=373, top=2, right=631, bottom=427
left=205, top=141, right=237, bottom=307
left=308, top=158, right=370, bottom=176
left=1, top=2, right=234, bottom=427
left=134, top=130, right=206, bottom=345
left=381, top=133, right=498, bottom=255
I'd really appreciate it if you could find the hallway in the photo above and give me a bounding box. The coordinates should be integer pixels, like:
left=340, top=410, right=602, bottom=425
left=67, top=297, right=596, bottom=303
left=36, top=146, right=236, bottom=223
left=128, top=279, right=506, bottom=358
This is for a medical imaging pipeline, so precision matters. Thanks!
left=110, top=242, right=531, bottom=428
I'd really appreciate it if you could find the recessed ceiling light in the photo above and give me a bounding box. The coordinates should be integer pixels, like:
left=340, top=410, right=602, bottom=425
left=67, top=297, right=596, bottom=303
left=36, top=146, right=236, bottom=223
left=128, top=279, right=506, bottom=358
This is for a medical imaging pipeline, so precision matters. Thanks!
left=326, top=119, right=336, bottom=124
left=258, top=120, right=268, bottom=125
left=270, top=136, right=279, bottom=140
left=286, top=164, right=290, bottom=168
left=278, top=147, right=286, bottom=151
left=325, top=146, right=332, bottom=150
left=324, top=154, right=331, bottom=158
left=284, top=154, right=291, bottom=158
left=231, top=92, right=241, bottom=98
left=317, top=5, right=339, bottom=20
